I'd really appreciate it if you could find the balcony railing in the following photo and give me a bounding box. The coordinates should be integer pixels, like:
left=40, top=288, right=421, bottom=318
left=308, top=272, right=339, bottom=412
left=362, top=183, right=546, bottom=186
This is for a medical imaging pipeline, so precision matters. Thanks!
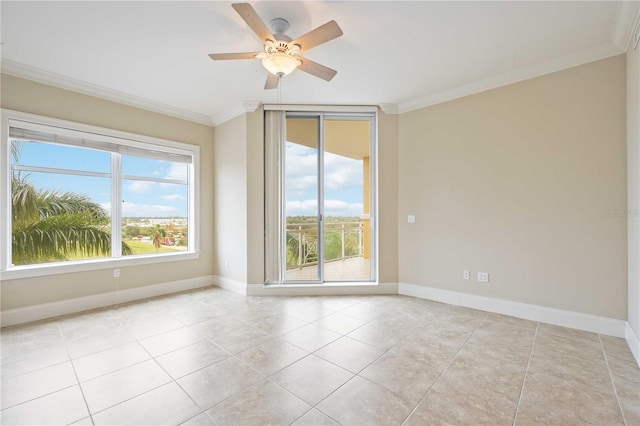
left=286, top=221, right=364, bottom=270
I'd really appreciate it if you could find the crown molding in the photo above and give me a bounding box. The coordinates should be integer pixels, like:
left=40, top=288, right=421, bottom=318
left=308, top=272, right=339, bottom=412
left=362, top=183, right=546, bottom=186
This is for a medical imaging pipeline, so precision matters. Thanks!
left=211, top=101, right=262, bottom=127
left=379, top=103, right=399, bottom=114
left=1, top=60, right=215, bottom=127
left=612, top=1, right=640, bottom=51
left=397, top=42, right=624, bottom=114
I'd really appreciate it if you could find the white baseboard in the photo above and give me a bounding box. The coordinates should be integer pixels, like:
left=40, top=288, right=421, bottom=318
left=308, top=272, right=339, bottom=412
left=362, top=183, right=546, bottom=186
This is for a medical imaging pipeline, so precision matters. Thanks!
left=246, top=282, right=398, bottom=296
left=626, top=323, right=640, bottom=366
left=1, top=275, right=215, bottom=327
left=211, top=275, right=248, bottom=296
left=398, top=282, right=627, bottom=338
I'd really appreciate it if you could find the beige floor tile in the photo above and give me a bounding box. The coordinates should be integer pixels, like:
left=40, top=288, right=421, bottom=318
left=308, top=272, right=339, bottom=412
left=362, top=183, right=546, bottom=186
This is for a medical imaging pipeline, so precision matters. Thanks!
left=537, top=323, right=601, bottom=342
left=404, top=323, right=473, bottom=351
left=316, top=376, right=414, bottom=426
left=440, top=350, right=528, bottom=397
left=119, top=315, right=184, bottom=340
left=519, top=369, right=624, bottom=425
left=155, top=340, right=230, bottom=379
left=73, top=341, right=150, bottom=382
left=69, top=417, right=95, bottom=425
left=1, top=361, right=77, bottom=408
left=313, top=312, right=368, bottom=335
left=65, top=326, right=135, bottom=359
left=347, top=320, right=410, bottom=349
left=339, top=303, right=382, bottom=321
left=1, top=321, right=64, bottom=358
left=92, top=382, right=200, bottom=425
left=168, top=303, right=225, bottom=325
left=58, top=313, right=121, bottom=342
left=207, top=323, right=272, bottom=354
left=0, top=385, right=89, bottom=426
left=405, top=375, right=518, bottom=426
left=314, top=336, right=385, bottom=373
left=515, top=398, right=624, bottom=425
left=188, top=317, right=242, bottom=341
left=236, top=339, right=308, bottom=375
left=81, top=359, right=171, bottom=413
left=180, top=412, right=215, bottom=425
left=282, top=324, right=342, bottom=352
left=1, top=343, right=69, bottom=378
left=292, top=408, right=340, bottom=425
left=177, top=357, right=265, bottom=410
left=207, top=380, right=310, bottom=425
left=532, top=330, right=605, bottom=361
left=287, top=305, right=336, bottom=322
left=527, top=348, right=613, bottom=391
left=620, top=396, right=640, bottom=426
left=140, top=326, right=203, bottom=357
left=251, top=314, right=309, bottom=336
left=270, top=354, right=354, bottom=404
left=385, top=338, right=459, bottom=372
left=468, top=317, right=536, bottom=349
left=360, top=347, right=441, bottom=403
left=485, top=313, right=538, bottom=329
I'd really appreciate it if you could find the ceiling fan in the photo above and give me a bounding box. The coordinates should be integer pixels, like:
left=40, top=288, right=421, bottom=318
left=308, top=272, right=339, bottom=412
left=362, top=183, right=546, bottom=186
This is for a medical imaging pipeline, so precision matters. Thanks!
left=208, top=3, right=343, bottom=89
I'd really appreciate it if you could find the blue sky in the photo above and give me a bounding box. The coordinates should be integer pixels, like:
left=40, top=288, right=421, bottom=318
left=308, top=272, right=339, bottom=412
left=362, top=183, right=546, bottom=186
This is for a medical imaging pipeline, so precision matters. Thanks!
left=13, top=139, right=364, bottom=219
left=12, top=141, right=189, bottom=217
left=285, top=142, right=364, bottom=217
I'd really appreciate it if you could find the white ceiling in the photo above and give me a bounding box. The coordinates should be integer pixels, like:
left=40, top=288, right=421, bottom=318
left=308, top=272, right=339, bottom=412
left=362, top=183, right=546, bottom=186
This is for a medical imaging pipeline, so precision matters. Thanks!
left=1, top=1, right=638, bottom=126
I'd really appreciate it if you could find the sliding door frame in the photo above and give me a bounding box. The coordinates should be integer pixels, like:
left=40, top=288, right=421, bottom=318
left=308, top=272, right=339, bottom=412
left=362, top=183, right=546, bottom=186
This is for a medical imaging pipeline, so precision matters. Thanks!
left=265, top=108, right=378, bottom=285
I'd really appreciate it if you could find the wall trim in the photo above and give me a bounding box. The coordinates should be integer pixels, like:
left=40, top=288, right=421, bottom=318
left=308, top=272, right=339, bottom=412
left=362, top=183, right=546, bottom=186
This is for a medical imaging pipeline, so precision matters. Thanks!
left=397, top=43, right=623, bottom=115
left=399, top=282, right=627, bottom=338
left=1, top=60, right=214, bottom=127
left=211, top=275, right=248, bottom=296
left=246, top=282, right=398, bottom=297
left=626, top=323, right=640, bottom=366
left=1, top=275, right=215, bottom=327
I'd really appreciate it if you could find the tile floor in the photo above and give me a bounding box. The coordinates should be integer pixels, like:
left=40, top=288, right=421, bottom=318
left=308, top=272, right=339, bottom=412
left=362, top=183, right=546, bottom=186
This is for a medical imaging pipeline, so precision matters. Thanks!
left=1, top=286, right=638, bottom=425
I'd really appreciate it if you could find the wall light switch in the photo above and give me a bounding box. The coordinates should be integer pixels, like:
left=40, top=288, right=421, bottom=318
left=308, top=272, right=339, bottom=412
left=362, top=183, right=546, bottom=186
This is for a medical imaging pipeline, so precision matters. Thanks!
left=408, top=215, right=416, bottom=223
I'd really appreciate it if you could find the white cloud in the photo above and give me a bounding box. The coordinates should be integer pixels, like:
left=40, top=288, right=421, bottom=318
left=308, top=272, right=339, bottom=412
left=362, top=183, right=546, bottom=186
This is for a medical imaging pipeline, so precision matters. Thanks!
left=122, top=202, right=178, bottom=217
left=160, top=194, right=185, bottom=201
left=284, top=143, right=363, bottom=196
left=165, top=163, right=188, bottom=181
left=286, top=199, right=363, bottom=217
left=127, top=180, right=153, bottom=194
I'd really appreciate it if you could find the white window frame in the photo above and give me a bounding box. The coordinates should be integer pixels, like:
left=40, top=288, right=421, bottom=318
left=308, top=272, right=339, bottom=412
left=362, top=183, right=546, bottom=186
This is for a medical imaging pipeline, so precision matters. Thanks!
left=1, top=109, right=200, bottom=280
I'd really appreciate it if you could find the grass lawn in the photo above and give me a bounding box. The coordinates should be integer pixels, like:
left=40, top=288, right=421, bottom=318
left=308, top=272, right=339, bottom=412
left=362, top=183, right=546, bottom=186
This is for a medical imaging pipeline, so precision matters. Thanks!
left=125, top=240, right=181, bottom=254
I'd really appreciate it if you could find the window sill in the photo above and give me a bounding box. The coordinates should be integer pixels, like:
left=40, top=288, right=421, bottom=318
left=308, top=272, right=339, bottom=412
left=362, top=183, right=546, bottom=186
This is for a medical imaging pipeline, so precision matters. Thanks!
left=1, top=251, right=200, bottom=281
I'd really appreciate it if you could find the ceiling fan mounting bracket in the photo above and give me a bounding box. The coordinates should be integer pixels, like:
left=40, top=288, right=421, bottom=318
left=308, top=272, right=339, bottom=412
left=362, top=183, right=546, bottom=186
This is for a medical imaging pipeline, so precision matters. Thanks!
left=270, top=18, right=290, bottom=35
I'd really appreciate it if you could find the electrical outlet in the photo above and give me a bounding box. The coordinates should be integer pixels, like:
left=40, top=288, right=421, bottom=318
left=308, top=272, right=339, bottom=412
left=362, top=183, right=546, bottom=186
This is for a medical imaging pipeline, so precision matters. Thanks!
left=407, top=215, right=416, bottom=223
left=463, top=270, right=470, bottom=280
left=113, top=269, right=120, bottom=278
left=478, top=272, right=489, bottom=283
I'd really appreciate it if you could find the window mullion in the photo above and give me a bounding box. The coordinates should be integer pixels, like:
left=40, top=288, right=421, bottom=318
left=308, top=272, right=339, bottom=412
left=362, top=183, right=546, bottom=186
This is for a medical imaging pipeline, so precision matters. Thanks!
left=111, top=153, right=122, bottom=258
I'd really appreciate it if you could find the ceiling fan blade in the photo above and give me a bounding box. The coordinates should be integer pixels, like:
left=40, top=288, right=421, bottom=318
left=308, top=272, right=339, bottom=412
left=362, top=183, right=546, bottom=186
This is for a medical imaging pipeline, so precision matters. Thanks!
left=298, top=57, right=337, bottom=81
left=291, top=21, right=343, bottom=52
left=232, top=3, right=275, bottom=43
left=208, top=52, right=261, bottom=60
left=264, top=73, right=280, bottom=90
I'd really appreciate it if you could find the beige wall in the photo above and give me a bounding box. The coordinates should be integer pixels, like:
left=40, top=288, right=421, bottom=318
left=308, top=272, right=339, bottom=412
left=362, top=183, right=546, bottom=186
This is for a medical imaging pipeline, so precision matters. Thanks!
left=628, top=41, right=640, bottom=335
left=1, top=74, right=216, bottom=310
left=211, top=114, right=248, bottom=283
left=398, top=55, right=627, bottom=319
left=378, top=110, right=399, bottom=283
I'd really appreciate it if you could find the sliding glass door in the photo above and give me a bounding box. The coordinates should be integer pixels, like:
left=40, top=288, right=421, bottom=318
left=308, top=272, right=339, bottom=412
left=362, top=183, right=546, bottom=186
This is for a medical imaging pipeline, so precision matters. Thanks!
left=274, top=111, right=376, bottom=284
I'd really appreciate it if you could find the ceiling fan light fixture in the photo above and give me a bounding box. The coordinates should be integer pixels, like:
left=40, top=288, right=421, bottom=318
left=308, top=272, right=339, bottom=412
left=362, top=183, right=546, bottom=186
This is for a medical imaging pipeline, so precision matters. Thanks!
left=262, top=52, right=299, bottom=76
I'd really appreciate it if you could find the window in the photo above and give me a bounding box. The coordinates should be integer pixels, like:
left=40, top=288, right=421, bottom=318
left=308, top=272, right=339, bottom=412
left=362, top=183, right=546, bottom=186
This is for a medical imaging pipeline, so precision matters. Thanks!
left=2, top=110, right=199, bottom=278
